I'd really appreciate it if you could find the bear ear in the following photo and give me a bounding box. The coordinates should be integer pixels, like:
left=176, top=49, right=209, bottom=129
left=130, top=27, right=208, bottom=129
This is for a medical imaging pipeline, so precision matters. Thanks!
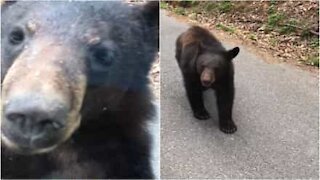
left=226, top=47, right=240, bottom=60
left=141, top=1, right=159, bottom=28
left=140, top=1, right=159, bottom=49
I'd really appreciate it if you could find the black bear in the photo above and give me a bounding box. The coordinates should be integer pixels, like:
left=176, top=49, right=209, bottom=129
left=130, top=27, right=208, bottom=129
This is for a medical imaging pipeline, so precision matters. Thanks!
left=1, top=1, right=158, bottom=178
left=175, top=26, right=240, bottom=134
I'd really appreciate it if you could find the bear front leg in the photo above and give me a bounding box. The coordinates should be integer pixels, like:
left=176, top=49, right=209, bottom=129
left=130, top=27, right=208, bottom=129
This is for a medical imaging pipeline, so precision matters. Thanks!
left=216, top=84, right=237, bottom=134
left=184, top=78, right=210, bottom=120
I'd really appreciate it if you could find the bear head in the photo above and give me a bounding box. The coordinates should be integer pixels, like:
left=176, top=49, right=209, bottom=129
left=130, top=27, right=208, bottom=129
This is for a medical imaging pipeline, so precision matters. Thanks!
left=196, top=45, right=240, bottom=87
left=1, top=1, right=158, bottom=154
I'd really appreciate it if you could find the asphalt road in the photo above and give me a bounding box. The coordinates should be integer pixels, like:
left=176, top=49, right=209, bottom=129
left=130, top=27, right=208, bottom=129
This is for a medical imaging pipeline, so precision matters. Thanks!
left=160, top=10, right=319, bottom=179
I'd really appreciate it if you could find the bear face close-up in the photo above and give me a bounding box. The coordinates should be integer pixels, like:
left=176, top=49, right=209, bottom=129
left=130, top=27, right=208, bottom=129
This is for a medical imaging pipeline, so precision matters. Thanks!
left=1, top=1, right=158, bottom=179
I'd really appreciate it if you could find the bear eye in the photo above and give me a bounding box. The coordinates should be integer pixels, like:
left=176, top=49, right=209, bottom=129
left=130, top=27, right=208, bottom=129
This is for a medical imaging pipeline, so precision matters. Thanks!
left=9, top=27, right=25, bottom=45
left=90, top=44, right=114, bottom=66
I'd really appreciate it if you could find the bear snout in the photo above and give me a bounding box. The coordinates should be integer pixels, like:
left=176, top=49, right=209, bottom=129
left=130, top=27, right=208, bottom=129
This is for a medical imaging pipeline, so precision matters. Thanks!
left=1, top=93, right=69, bottom=153
left=0, top=38, right=88, bottom=154
left=200, top=68, right=215, bottom=87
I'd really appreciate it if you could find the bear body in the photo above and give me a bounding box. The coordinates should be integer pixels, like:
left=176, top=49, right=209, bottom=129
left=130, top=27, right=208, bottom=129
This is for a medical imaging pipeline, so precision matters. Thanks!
left=175, top=26, right=240, bottom=134
left=1, top=1, right=158, bottom=178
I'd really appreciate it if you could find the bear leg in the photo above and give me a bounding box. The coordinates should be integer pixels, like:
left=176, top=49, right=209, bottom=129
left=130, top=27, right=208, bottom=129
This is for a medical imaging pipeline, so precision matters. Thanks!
left=184, top=79, right=210, bottom=120
left=216, top=84, right=237, bottom=134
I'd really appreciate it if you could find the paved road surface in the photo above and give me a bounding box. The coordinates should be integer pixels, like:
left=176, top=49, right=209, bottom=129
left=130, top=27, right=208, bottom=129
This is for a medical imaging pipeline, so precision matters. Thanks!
left=160, top=10, right=319, bottom=179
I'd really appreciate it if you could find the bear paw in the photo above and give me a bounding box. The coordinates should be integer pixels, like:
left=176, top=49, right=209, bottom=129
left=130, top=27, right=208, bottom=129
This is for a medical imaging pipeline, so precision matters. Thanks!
left=193, top=109, right=210, bottom=120
left=219, top=122, right=237, bottom=134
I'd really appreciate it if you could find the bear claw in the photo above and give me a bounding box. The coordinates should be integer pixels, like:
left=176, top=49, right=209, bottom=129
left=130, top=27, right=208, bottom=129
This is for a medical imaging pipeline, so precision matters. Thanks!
left=219, top=124, right=237, bottom=134
left=193, top=109, right=210, bottom=120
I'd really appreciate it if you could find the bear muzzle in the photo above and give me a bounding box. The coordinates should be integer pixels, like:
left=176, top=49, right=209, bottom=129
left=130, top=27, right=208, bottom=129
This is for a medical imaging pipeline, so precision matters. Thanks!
left=1, top=93, right=69, bottom=154
left=1, top=40, right=86, bottom=154
left=200, top=68, right=215, bottom=87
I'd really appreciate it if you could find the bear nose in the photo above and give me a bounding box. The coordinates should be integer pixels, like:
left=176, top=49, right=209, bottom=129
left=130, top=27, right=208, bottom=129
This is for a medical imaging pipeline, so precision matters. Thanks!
left=202, top=80, right=212, bottom=87
left=6, top=112, right=64, bottom=136
left=4, top=95, right=68, bottom=139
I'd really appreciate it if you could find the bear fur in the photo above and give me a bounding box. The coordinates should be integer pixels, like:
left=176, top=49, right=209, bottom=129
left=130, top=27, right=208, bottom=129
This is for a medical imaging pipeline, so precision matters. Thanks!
left=1, top=1, right=158, bottom=178
left=175, top=26, right=240, bottom=134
